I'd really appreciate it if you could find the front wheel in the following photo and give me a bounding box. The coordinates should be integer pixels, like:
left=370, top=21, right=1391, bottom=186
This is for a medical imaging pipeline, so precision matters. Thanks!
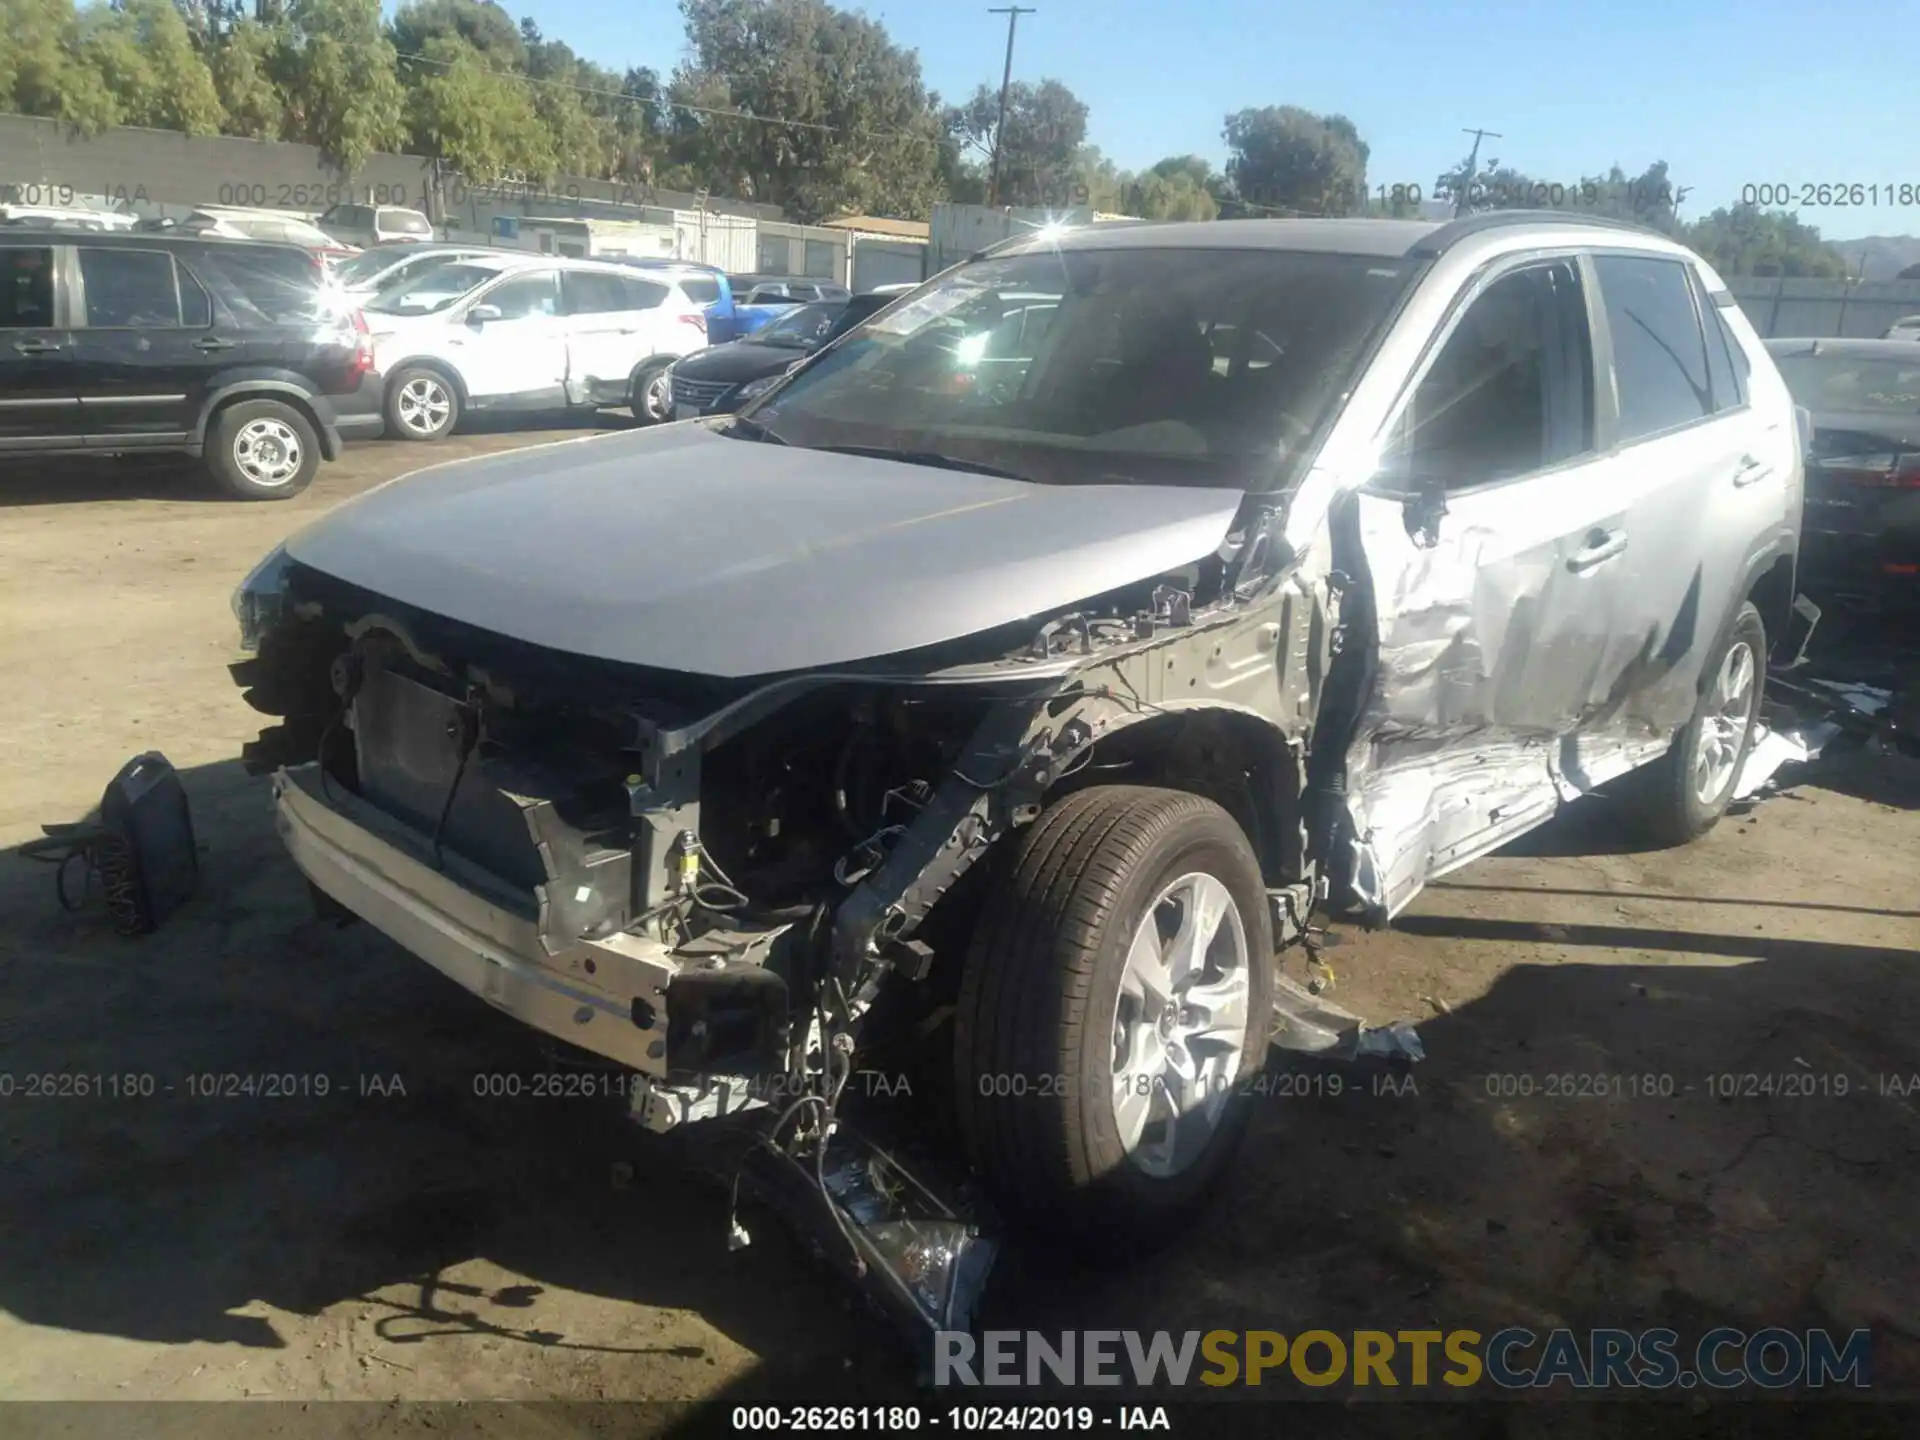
left=385, top=367, right=460, bottom=441
left=630, top=361, right=675, bottom=425
left=1632, top=601, right=1766, bottom=845
left=954, top=786, right=1275, bottom=1246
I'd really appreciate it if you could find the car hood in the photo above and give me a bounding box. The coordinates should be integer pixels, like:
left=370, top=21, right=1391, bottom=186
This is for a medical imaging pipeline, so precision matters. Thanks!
left=674, top=340, right=813, bottom=384
left=282, top=423, right=1245, bottom=679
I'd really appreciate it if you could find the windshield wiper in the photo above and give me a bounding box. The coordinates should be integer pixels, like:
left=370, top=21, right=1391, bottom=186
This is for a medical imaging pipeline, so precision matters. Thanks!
left=808, top=445, right=1030, bottom=480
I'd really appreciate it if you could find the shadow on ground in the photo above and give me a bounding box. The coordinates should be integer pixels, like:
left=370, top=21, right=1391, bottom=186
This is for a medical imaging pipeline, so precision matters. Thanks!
left=2, top=755, right=1917, bottom=1413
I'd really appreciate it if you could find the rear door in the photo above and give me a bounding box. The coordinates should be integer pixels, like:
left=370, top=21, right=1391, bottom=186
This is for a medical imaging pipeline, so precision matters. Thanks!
left=456, top=269, right=567, bottom=403
left=0, top=242, right=80, bottom=450
left=1344, top=255, right=1629, bottom=917
left=1581, top=253, right=1792, bottom=739
left=561, top=268, right=652, bottom=405
left=70, top=244, right=230, bottom=444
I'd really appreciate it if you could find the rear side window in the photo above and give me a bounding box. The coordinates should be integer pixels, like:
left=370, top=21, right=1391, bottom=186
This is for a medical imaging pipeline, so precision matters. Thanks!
left=564, top=271, right=629, bottom=315
left=678, top=277, right=720, bottom=305
left=1593, top=254, right=1714, bottom=441
left=622, top=277, right=668, bottom=310
left=484, top=272, right=560, bottom=319
left=0, top=246, right=55, bottom=326
left=1699, top=291, right=1750, bottom=412
left=78, top=248, right=191, bottom=327
left=192, top=247, right=326, bottom=325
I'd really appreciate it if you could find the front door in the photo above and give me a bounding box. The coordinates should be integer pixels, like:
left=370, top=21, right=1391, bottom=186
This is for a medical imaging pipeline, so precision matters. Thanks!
left=1342, top=255, right=1634, bottom=919
left=70, top=244, right=230, bottom=444
left=457, top=270, right=567, bottom=405
left=0, top=244, right=80, bottom=451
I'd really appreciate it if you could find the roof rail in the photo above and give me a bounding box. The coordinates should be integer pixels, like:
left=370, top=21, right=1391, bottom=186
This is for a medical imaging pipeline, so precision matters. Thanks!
left=1408, top=208, right=1669, bottom=258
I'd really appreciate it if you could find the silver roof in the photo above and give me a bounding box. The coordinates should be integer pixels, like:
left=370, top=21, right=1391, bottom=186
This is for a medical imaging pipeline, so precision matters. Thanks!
left=1002, top=217, right=1443, bottom=258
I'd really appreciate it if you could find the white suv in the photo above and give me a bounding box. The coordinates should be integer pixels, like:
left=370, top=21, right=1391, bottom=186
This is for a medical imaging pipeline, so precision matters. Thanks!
left=364, top=255, right=713, bottom=439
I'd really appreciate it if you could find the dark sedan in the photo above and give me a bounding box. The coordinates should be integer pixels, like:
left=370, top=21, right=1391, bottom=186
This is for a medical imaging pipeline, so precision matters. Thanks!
left=1767, top=337, right=1920, bottom=604
left=668, top=293, right=890, bottom=418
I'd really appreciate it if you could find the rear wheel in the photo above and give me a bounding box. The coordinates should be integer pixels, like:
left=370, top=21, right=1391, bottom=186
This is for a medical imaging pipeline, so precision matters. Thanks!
left=1632, top=601, right=1766, bottom=845
left=630, top=361, right=674, bottom=425
left=206, top=400, right=318, bottom=500
left=954, top=786, right=1274, bottom=1246
left=385, top=367, right=459, bottom=441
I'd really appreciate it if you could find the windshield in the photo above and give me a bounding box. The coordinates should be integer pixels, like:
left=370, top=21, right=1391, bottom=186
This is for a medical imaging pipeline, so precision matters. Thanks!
left=1775, top=355, right=1920, bottom=415
left=737, top=246, right=1415, bottom=490
left=379, top=208, right=432, bottom=237
left=757, top=301, right=845, bottom=347
left=366, top=261, right=502, bottom=314
left=333, top=249, right=411, bottom=286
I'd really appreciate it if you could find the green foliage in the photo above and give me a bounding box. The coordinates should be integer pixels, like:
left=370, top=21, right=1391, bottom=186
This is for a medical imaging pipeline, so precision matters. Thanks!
left=1684, top=204, right=1849, bottom=279
left=276, top=0, right=407, bottom=173
left=402, top=34, right=550, bottom=182
left=945, top=76, right=1088, bottom=207
left=209, top=19, right=289, bottom=140
left=1222, top=105, right=1369, bottom=217
left=672, top=0, right=946, bottom=222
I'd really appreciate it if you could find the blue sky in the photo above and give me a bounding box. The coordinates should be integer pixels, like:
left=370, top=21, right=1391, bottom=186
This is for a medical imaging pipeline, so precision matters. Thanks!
left=504, top=0, right=1919, bottom=241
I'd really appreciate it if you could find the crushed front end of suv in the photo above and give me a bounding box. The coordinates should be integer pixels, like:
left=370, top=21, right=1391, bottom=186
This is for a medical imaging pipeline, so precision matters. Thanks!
left=232, top=214, right=1804, bottom=1339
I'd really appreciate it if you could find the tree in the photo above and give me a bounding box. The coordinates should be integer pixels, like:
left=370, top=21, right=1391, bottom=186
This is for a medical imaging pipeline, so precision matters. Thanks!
left=1222, top=105, right=1368, bottom=217
left=389, top=0, right=524, bottom=68
left=945, top=77, right=1087, bottom=208
left=673, top=0, right=946, bottom=223
left=0, top=0, right=114, bottom=128
left=1682, top=203, right=1847, bottom=279
left=209, top=18, right=289, bottom=139
left=519, top=28, right=624, bottom=179
left=275, top=0, right=406, bottom=173
left=401, top=35, right=550, bottom=181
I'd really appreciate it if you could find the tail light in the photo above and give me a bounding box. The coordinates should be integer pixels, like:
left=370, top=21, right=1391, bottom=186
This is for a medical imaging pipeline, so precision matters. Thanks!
left=677, top=312, right=708, bottom=336
left=349, top=308, right=374, bottom=378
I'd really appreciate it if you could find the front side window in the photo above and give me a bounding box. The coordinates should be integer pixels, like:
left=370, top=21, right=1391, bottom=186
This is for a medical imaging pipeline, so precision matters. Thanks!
left=78, top=248, right=188, bottom=327
left=0, top=247, right=55, bottom=327
left=744, top=246, right=1417, bottom=491
left=1594, top=254, right=1714, bottom=441
left=1387, top=260, right=1595, bottom=489
left=483, top=272, right=560, bottom=319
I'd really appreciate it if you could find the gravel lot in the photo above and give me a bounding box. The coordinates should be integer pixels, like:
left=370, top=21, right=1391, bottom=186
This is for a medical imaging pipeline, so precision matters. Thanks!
left=2, top=428, right=1918, bottom=1429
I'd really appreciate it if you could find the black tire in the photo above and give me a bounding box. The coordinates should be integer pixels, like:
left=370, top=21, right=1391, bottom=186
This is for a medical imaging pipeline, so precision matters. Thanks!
left=629, top=360, right=674, bottom=425
left=205, top=399, right=319, bottom=501
left=1632, top=601, right=1767, bottom=846
left=954, top=785, right=1275, bottom=1246
left=385, top=365, right=460, bottom=441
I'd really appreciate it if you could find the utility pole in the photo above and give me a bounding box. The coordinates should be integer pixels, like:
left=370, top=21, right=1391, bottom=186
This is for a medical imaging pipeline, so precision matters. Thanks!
left=986, top=6, right=1036, bottom=209
left=1454, top=126, right=1503, bottom=216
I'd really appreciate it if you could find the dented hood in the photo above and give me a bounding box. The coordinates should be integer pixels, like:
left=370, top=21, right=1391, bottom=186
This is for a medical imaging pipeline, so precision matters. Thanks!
left=284, top=423, right=1245, bottom=678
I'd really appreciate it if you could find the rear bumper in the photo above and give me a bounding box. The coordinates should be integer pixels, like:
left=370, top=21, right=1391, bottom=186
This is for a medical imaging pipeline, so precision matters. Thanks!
left=271, top=764, right=677, bottom=1076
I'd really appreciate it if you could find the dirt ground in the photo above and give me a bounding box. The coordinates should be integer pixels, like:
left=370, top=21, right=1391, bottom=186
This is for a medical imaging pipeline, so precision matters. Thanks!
left=2, top=429, right=1919, bottom=1430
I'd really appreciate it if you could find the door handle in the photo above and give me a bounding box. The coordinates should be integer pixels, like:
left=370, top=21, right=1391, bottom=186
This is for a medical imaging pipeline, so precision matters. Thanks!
left=192, top=337, right=238, bottom=352
left=12, top=337, right=61, bottom=355
left=1732, top=454, right=1770, bottom=488
left=1567, top=528, right=1629, bottom=573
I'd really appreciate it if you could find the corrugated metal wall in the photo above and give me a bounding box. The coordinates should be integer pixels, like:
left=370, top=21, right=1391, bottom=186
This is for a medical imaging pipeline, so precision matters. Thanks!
left=1727, top=278, right=1920, bottom=339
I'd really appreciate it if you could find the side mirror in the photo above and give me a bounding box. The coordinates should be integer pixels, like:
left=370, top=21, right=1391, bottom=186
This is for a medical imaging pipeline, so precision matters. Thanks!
left=467, top=304, right=502, bottom=326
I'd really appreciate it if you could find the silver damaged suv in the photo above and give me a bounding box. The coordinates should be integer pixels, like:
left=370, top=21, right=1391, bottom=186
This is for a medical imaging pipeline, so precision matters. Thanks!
left=232, top=212, right=1804, bottom=1326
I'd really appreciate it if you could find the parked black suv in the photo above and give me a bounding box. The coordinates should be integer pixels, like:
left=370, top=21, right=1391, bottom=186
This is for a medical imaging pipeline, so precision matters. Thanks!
left=0, top=230, right=382, bottom=499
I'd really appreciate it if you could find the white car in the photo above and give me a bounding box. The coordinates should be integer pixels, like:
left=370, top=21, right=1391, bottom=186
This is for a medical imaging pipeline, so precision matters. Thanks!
left=365, top=255, right=714, bottom=439
left=329, top=244, right=505, bottom=303
left=316, top=202, right=436, bottom=250
left=1885, top=314, right=1920, bottom=342
left=178, top=206, right=358, bottom=263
